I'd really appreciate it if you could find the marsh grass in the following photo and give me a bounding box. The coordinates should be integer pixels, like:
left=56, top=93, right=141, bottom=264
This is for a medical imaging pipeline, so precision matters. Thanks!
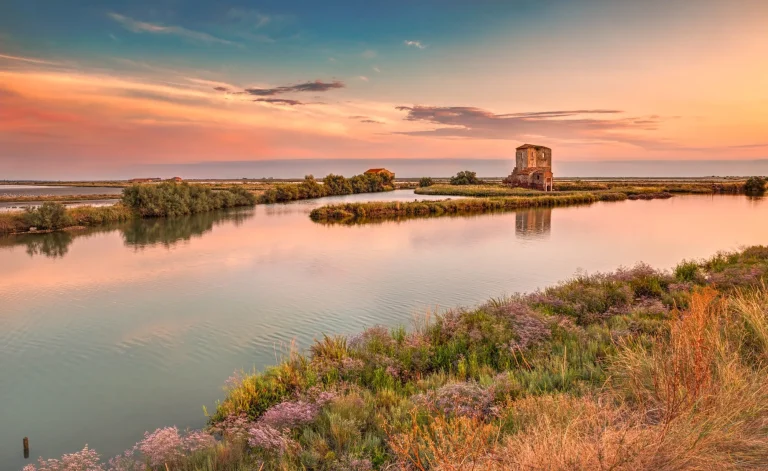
left=309, top=192, right=628, bottom=222
left=0, top=204, right=133, bottom=234
left=24, top=247, right=768, bottom=470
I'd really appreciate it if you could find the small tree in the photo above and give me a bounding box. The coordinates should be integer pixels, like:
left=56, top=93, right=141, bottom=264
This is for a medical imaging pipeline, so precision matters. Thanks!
left=419, top=177, right=434, bottom=188
left=23, top=202, right=73, bottom=230
left=450, top=171, right=481, bottom=185
left=744, top=176, right=766, bottom=195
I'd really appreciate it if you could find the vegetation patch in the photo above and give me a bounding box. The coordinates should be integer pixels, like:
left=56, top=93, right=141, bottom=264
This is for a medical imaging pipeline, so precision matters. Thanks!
left=309, top=192, right=627, bottom=223
left=259, top=173, right=395, bottom=204
left=122, top=182, right=256, bottom=217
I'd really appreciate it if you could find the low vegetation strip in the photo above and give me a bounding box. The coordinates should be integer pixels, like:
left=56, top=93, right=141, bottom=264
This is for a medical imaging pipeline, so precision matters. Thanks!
left=416, top=181, right=742, bottom=197
left=258, top=173, right=395, bottom=203
left=414, top=184, right=554, bottom=197
left=0, top=204, right=133, bottom=234
left=309, top=192, right=628, bottom=222
left=26, top=246, right=768, bottom=469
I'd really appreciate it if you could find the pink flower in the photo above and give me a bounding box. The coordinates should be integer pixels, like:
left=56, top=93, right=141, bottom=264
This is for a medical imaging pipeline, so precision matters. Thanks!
left=22, top=445, right=104, bottom=471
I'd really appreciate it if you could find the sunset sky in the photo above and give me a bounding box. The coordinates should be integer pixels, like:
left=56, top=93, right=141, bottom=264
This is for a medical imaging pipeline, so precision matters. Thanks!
left=1, top=0, right=767, bottom=178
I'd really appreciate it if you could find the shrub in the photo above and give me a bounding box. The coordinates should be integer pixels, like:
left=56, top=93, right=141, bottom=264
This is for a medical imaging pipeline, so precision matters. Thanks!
left=260, top=173, right=394, bottom=203
left=324, top=174, right=353, bottom=195
left=450, top=171, right=481, bottom=185
left=122, top=182, right=256, bottom=217
left=418, top=177, right=434, bottom=188
left=745, top=176, right=767, bottom=195
left=23, top=202, right=73, bottom=230
left=674, top=260, right=700, bottom=282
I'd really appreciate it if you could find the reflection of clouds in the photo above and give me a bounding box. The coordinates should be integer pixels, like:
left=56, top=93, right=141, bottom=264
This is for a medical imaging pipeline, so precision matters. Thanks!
left=515, top=208, right=552, bottom=240
left=407, top=214, right=515, bottom=249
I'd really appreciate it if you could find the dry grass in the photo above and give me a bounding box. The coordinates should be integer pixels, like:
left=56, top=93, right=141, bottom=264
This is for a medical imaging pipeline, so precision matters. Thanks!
left=494, top=287, right=768, bottom=470
left=387, top=412, right=502, bottom=471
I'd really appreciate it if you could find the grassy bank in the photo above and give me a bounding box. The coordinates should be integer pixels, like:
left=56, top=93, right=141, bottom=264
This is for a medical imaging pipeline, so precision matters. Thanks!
left=309, top=192, right=631, bottom=223
left=414, top=185, right=555, bottom=197
left=0, top=204, right=133, bottom=234
left=416, top=180, right=745, bottom=197
left=24, top=246, right=768, bottom=470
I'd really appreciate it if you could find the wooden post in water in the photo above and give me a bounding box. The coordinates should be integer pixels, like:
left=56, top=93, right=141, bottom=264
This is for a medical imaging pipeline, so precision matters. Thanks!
left=23, top=437, right=29, bottom=459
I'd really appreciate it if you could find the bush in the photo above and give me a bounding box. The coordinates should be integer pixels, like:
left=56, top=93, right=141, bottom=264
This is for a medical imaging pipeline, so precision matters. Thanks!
left=324, top=174, right=353, bottom=195
left=450, top=171, right=481, bottom=186
left=23, top=202, right=73, bottom=230
left=260, top=173, right=395, bottom=203
left=744, top=176, right=766, bottom=195
left=418, top=177, right=434, bottom=188
left=122, top=182, right=256, bottom=217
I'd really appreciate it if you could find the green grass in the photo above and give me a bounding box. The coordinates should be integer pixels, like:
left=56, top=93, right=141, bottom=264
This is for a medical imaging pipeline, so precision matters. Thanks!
left=309, top=192, right=628, bottom=223
left=414, top=184, right=553, bottom=197
left=0, top=204, right=133, bottom=234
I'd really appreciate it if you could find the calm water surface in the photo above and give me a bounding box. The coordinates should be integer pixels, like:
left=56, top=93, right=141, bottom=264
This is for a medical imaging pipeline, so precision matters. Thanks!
left=0, top=185, right=124, bottom=197
left=1, top=191, right=768, bottom=467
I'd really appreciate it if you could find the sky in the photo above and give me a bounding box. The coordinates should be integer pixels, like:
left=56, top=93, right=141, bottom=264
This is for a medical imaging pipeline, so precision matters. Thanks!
left=1, top=0, right=767, bottom=179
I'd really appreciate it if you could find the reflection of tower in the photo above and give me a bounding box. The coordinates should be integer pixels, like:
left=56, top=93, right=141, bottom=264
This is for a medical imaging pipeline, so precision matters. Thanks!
left=515, top=207, right=552, bottom=239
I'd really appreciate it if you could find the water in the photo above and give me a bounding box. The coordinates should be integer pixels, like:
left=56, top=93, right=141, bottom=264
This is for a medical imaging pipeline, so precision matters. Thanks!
left=1, top=191, right=767, bottom=467
left=0, top=200, right=120, bottom=212
left=0, top=185, right=124, bottom=197
left=0, top=185, right=123, bottom=212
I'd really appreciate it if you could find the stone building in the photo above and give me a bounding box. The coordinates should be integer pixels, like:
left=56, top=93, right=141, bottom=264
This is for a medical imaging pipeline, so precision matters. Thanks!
left=503, top=144, right=553, bottom=191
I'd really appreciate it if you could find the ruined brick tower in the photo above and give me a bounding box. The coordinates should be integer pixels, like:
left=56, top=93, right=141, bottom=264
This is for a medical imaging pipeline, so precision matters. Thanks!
left=503, top=144, right=553, bottom=191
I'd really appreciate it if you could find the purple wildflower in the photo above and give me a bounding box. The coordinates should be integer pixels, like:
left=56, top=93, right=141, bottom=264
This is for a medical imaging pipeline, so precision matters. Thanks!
left=210, top=413, right=252, bottom=441
left=247, top=423, right=294, bottom=454
left=22, top=445, right=104, bottom=471
left=259, top=400, right=319, bottom=429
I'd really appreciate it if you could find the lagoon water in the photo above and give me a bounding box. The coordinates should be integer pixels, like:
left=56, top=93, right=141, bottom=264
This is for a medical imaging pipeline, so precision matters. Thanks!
left=0, top=185, right=124, bottom=197
left=1, top=191, right=768, bottom=467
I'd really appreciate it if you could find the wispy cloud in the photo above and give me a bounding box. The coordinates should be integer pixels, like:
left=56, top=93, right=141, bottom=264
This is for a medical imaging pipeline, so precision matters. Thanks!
left=404, top=40, right=426, bottom=49
left=361, top=49, right=377, bottom=59
left=241, top=80, right=345, bottom=96
left=360, top=119, right=383, bottom=124
left=395, top=105, right=668, bottom=148
left=372, top=66, right=381, bottom=73
left=108, top=13, right=237, bottom=46
left=357, top=76, right=369, bottom=82
left=254, top=98, right=305, bottom=106
left=0, top=53, right=60, bottom=65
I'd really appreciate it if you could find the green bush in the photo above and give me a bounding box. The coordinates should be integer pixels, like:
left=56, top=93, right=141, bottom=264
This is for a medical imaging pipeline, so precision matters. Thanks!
left=450, top=170, right=481, bottom=185
left=323, top=174, right=353, bottom=195
left=122, top=182, right=256, bottom=217
left=23, top=202, right=73, bottom=230
left=260, top=173, right=395, bottom=203
left=674, top=260, right=700, bottom=282
left=419, top=177, right=434, bottom=188
left=744, top=176, right=766, bottom=195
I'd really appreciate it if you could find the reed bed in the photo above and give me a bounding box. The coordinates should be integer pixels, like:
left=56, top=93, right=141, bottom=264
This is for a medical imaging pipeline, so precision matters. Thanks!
left=310, top=192, right=627, bottom=222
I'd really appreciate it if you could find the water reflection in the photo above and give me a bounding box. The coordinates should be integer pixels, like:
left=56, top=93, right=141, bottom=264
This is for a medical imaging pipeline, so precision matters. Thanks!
left=0, top=208, right=255, bottom=258
left=18, top=231, right=74, bottom=258
left=121, top=209, right=254, bottom=250
left=515, top=207, right=552, bottom=239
